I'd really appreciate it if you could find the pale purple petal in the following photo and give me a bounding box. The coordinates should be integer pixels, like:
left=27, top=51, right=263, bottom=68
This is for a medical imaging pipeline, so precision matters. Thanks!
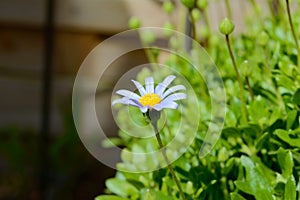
left=140, top=106, right=148, bottom=113
left=161, top=85, right=186, bottom=99
left=112, top=97, right=141, bottom=107
left=161, top=92, right=186, bottom=103
left=112, top=98, right=125, bottom=106
left=153, top=101, right=178, bottom=110
left=152, top=104, right=163, bottom=111
left=155, top=75, right=176, bottom=96
left=145, top=77, right=154, bottom=93
left=116, top=89, right=141, bottom=101
left=132, top=80, right=146, bottom=96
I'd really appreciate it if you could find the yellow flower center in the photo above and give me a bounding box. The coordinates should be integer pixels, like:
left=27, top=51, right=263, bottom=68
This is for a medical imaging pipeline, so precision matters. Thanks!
left=139, top=93, right=161, bottom=107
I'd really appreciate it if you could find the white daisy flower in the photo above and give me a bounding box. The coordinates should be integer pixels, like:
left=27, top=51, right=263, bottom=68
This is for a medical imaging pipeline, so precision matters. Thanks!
left=112, top=75, right=187, bottom=113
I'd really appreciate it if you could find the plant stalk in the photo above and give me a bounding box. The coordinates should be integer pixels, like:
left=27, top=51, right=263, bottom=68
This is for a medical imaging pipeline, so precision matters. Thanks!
left=263, top=48, right=285, bottom=112
left=225, top=0, right=232, bottom=19
left=202, top=9, right=211, bottom=39
left=250, top=0, right=263, bottom=26
left=151, top=122, right=186, bottom=200
left=245, top=76, right=254, bottom=101
left=189, top=9, right=197, bottom=41
left=225, top=34, right=248, bottom=124
left=285, top=0, right=300, bottom=68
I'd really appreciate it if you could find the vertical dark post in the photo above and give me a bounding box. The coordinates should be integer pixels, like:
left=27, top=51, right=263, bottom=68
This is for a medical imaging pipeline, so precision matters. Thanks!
left=185, top=12, right=192, bottom=52
left=40, top=0, right=55, bottom=198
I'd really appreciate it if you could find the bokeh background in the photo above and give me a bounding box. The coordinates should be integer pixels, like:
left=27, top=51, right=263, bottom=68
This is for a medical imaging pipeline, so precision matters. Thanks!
left=0, top=0, right=291, bottom=199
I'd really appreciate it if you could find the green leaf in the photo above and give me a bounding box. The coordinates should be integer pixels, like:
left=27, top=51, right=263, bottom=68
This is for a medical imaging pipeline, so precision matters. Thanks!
left=275, top=74, right=296, bottom=91
left=140, top=189, right=173, bottom=200
left=223, top=157, right=237, bottom=175
left=153, top=168, right=167, bottom=189
left=292, top=88, right=300, bottom=106
left=235, top=181, right=253, bottom=194
left=277, top=148, right=294, bottom=178
left=238, top=156, right=273, bottom=200
left=286, top=110, right=297, bottom=130
left=252, top=156, right=276, bottom=183
left=269, top=106, right=282, bottom=125
left=284, top=176, right=296, bottom=200
left=230, top=192, right=247, bottom=200
left=274, top=129, right=300, bottom=148
left=95, top=195, right=129, bottom=200
left=102, top=137, right=123, bottom=148
left=296, top=178, right=300, bottom=192
left=105, top=178, right=139, bottom=198
left=274, top=181, right=285, bottom=196
left=222, top=127, right=240, bottom=138
left=255, top=132, right=269, bottom=151
left=185, top=181, right=194, bottom=195
left=218, top=147, right=229, bottom=162
left=248, top=96, right=269, bottom=125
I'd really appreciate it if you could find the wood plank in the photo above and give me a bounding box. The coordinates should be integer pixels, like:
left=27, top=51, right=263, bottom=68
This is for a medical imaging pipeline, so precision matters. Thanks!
left=0, top=28, right=102, bottom=76
left=0, top=0, right=170, bottom=33
left=0, top=0, right=297, bottom=33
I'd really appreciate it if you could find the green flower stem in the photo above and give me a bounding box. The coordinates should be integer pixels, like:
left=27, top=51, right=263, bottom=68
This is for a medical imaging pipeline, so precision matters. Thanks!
left=225, top=34, right=248, bottom=124
left=267, top=0, right=275, bottom=18
left=164, top=120, right=173, bottom=141
left=263, top=48, right=271, bottom=73
left=225, top=0, right=232, bottom=19
left=189, top=9, right=197, bottom=41
left=151, top=120, right=186, bottom=200
left=245, top=76, right=254, bottom=101
left=263, top=48, right=285, bottom=112
left=250, top=0, right=263, bottom=26
left=285, top=0, right=300, bottom=69
left=139, top=33, right=159, bottom=70
left=202, top=9, right=211, bottom=38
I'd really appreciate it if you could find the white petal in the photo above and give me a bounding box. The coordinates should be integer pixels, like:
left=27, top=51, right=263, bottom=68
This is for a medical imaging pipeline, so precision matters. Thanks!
left=116, top=89, right=141, bottom=101
left=161, top=85, right=186, bottom=99
left=132, top=80, right=146, bottom=96
left=155, top=75, right=176, bottom=96
left=140, top=106, right=148, bottom=113
left=112, top=97, right=141, bottom=107
left=154, top=101, right=178, bottom=110
left=152, top=104, right=163, bottom=111
left=112, top=98, right=124, bottom=106
left=161, top=92, right=186, bottom=103
left=145, top=77, right=154, bottom=93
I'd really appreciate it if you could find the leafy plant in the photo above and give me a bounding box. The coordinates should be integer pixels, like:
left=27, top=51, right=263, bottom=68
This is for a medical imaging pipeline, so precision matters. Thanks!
left=96, top=0, right=300, bottom=199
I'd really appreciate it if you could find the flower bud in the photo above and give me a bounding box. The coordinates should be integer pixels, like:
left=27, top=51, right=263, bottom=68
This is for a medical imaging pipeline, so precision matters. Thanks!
left=191, top=8, right=201, bottom=21
left=163, top=1, right=174, bottom=14
left=169, top=36, right=179, bottom=49
left=200, top=26, right=209, bottom=38
left=219, top=18, right=235, bottom=35
left=197, top=0, right=208, bottom=10
left=141, top=30, right=156, bottom=44
left=258, top=31, right=269, bottom=47
left=180, top=0, right=195, bottom=9
left=163, top=22, right=174, bottom=37
left=128, top=16, right=141, bottom=29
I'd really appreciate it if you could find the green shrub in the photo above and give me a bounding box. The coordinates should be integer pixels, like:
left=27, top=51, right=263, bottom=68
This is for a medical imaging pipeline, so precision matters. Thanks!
left=97, top=1, right=300, bottom=199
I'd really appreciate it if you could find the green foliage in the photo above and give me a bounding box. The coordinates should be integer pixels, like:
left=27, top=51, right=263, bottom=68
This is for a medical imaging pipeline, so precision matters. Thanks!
left=105, top=178, right=139, bottom=199
left=95, top=195, right=129, bottom=200
left=97, top=1, right=300, bottom=199
left=180, top=0, right=195, bottom=9
left=162, top=1, right=174, bottom=14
